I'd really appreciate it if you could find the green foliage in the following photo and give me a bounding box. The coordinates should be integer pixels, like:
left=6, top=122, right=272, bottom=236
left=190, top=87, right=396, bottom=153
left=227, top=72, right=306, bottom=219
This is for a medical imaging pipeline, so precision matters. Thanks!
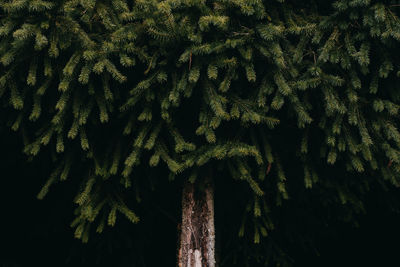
left=1, top=0, right=400, bottom=266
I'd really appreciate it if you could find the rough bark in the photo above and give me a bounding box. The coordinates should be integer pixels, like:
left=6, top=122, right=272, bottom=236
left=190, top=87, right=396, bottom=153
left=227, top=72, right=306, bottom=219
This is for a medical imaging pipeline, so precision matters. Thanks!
left=178, top=178, right=215, bottom=267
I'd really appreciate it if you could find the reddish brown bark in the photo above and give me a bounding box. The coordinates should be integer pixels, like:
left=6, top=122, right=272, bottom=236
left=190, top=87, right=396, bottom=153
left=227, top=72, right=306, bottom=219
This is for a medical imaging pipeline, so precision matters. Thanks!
left=178, top=179, right=215, bottom=267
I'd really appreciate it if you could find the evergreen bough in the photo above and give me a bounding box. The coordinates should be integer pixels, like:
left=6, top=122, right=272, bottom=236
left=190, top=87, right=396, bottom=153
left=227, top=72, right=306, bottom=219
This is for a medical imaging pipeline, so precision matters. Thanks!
left=1, top=0, right=400, bottom=265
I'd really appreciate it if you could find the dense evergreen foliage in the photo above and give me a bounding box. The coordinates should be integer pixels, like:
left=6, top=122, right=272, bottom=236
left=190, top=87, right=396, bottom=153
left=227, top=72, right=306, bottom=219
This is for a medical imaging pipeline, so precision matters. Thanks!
left=1, top=0, right=400, bottom=266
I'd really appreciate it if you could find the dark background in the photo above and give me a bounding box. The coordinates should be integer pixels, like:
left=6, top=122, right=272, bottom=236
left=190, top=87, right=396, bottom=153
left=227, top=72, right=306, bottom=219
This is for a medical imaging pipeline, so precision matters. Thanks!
left=1, top=127, right=399, bottom=267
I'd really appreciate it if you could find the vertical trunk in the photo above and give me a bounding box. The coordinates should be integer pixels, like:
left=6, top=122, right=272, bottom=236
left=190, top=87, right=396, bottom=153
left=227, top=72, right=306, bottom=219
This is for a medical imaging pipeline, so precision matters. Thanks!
left=178, top=178, right=215, bottom=267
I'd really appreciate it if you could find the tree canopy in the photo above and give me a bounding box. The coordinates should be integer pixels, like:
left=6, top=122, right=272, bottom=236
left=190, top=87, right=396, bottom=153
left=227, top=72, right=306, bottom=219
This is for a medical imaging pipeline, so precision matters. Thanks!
left=1, top=0, right=400, bottom=266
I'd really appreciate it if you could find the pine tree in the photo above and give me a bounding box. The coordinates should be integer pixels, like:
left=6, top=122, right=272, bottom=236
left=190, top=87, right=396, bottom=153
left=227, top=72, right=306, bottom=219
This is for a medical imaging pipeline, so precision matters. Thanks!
left=1, top=0, right=400, bottom=266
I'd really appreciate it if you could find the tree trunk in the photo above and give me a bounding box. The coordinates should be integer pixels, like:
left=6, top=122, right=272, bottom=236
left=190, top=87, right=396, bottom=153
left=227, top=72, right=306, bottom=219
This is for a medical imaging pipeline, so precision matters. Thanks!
left=178, top=178, right=215, bottom=267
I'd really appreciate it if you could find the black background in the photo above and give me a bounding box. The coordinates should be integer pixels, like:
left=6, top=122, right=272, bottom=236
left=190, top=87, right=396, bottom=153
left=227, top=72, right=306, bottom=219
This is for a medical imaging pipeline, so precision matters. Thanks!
left=1, top=127, right=399, bottom=267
